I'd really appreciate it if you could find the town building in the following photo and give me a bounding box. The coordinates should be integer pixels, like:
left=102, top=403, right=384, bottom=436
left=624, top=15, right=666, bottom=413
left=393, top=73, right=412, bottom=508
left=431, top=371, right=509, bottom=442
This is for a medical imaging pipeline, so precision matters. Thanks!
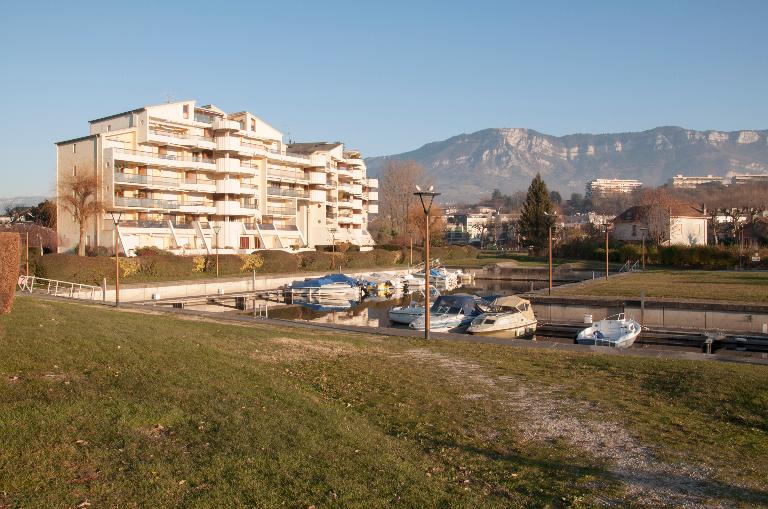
left=730, top=174, right=768, bottom=185
left=611, top=203, right=708, bottom=246
left=55, top=100, right=378, bottom=255
left=585, top=179, right=643, bottom=198
left=668, top=174, right=725, bottom=188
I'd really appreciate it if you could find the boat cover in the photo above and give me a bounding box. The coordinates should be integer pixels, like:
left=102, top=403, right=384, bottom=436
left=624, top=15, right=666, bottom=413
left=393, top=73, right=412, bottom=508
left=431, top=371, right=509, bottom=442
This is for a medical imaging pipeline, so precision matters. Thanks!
left=430, top=294, right=483, bottom=315
left=291, top=273, right=359, bottom=289
left=490, top=295, right=529, bottom=309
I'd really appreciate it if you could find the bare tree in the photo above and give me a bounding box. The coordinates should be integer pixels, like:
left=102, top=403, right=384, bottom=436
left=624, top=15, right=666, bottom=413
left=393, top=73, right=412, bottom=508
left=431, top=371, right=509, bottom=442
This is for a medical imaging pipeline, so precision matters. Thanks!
left=378, top=161, right=431, bottom=244
left=59, top=175, right=104, bottom=256
left=637, top=187, right=674, bottom=244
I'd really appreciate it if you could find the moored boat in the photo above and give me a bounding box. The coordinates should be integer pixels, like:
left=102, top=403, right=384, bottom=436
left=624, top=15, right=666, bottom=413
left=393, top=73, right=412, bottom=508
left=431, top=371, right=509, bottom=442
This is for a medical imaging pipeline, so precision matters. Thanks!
left=576, top=313, right=641, bottom=348
left=467, top=295, right=537, bottom=336
left=408, top=294, right=484, bottom=333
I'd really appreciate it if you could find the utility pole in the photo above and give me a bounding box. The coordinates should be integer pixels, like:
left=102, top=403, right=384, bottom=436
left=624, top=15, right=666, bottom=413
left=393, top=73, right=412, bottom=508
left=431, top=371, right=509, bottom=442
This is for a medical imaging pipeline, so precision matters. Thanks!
left=414, top=186, right=441, bottom=341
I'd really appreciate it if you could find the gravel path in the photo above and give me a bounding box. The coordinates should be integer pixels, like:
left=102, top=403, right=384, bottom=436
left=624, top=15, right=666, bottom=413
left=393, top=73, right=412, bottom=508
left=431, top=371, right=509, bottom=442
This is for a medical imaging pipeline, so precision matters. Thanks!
left=406, top=348, right=731, bottom=508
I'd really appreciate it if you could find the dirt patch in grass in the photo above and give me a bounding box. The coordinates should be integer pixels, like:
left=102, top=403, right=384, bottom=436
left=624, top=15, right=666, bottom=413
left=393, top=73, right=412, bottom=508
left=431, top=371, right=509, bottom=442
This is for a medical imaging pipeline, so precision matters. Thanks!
left=251, top=337, right=378, bottom=363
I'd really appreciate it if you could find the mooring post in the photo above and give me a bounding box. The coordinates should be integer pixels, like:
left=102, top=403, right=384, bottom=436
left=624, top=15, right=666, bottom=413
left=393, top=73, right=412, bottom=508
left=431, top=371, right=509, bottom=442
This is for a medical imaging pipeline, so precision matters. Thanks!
left=102, top=277, right=107, bottom=302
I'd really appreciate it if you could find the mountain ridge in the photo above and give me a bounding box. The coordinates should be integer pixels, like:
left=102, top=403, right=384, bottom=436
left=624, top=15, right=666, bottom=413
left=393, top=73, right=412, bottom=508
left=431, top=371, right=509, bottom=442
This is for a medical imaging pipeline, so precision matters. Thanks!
left=364, top=126, right=768, bottom=202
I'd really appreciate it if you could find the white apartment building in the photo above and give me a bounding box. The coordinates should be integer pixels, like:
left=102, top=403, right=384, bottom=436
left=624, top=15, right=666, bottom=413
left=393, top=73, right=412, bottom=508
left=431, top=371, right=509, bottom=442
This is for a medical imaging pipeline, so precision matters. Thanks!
left=585, top=179, right=643, bottom=198
left=55, top=100, right=378, bottom=255
left=668, top=174, right=725, bottom=188
left=731, top=174, right=768, bottom=185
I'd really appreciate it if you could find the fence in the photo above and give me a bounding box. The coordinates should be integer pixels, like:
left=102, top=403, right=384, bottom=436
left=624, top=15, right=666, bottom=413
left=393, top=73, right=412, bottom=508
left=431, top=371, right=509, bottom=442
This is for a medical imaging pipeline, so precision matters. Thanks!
left=17, top=275, right=103, bottom=301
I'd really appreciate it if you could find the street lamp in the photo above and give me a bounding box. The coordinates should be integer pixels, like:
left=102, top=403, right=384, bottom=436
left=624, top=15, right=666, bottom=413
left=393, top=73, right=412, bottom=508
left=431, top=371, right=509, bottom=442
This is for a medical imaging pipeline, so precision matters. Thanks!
left=329, top=226, right=338, bottom=270
left=109, top=210, right=123, bottom=307
left=212, top=225, right=221, bottom=278
left=544, top=212, right=556, bottom=295
left=414, top=185, right=441, bottom=340
left=639, top=227, right=648, bottom=270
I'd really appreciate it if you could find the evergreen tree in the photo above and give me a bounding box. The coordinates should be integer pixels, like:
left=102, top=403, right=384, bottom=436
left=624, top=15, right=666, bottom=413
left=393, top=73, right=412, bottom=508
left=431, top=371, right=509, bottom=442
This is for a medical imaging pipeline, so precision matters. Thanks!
left=517, top=174, right=555, bottom=252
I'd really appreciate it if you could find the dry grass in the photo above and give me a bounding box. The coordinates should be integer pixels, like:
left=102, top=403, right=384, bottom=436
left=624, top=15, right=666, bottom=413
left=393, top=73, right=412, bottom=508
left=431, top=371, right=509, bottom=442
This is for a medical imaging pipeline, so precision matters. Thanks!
left=555, top=270, right=768, bottom=303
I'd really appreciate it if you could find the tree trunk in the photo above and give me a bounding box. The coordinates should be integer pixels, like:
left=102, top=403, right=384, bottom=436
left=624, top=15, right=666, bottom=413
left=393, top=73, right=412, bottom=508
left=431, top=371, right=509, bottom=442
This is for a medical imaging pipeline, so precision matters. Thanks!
left=78, top=226, right=86, bottom=256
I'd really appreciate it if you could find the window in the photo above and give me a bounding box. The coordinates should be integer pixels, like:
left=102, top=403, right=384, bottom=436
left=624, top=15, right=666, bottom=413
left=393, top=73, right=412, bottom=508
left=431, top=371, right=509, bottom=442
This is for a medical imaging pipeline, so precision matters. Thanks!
left=72, top=144, right=77, bottom=154
left=107, top=124, right=111, bottom=131
left=251, top=119, right=256, bottom=131
left=632, top=224, right=637, bottom=237
left=183, top=104, right=189, bottom=119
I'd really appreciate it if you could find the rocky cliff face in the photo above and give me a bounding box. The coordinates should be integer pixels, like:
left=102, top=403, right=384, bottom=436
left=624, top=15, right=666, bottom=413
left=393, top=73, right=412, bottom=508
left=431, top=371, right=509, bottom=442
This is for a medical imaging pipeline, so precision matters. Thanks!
left=365, top=127, right=768, bottom=202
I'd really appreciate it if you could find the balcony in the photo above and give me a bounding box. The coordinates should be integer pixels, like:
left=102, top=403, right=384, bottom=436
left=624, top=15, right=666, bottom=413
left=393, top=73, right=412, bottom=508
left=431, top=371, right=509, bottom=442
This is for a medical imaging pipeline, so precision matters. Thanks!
left=352, top=198, right=363, bottom=210
left=309, top=154, right=326, bottom=167
left=120, top=220, right=171, bottom=229
left=216, top=179, right=244, bottom=194
left=351, top=216, right=363, bottom=225
left=337, top=200, right=353, bottom=209
left=346, top=157, right=364, bottom=167
left=216, top=157, right=242, bottom=173
left=265, top=206, right=297, bottom=216
left=367, top=178, right=379, bottom=188
left=309, top=189, right=327, bottom=202
left=267, top=168, right=308, bottom=181
left=180, top=176, right=216, bottom=193
left=114, top=172, right=180, bottom=188
left=215, top=199, right=258, bottom=216
left=110, top=147, right=215, bottom=170
left=365, top=191, right=379, bottom=201
left=308, top=171, right=326, bottom=185
left=216, top=137, right=241, bottom=152
left=337, top=215, right=354, bottom=223
left=115, top=197, right=180, bottom=210
left=267, top=187, right=306, bottom=198
left=351, top=184, right=363, bottom=195
left=212, top=118, right=243, bottom=131
left=179, top=201, right=216, bottom=214
left=368, top=203, right=379, bottom=214
left=351, top=168, right=365, bottom=181
left=147, top=129, right=215, bottom=149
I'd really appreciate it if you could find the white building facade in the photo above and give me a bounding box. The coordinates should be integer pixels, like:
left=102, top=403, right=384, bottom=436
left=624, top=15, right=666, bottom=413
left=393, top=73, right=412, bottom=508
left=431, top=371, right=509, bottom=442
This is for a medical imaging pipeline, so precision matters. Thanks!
left=585, top=179, right=643, bottom=198
left=55, top=101, right=378, bottom=255
left=612, top=203, right=708, bottom=246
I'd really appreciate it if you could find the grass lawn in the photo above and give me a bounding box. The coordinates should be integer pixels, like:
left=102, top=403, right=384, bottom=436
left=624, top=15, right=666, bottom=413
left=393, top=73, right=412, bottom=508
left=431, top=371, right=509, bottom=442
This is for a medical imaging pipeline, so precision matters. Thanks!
left=555, top=270, right=768, bottom=303
left=450, top=251, right=619, bottom=271
left=1, top=297, right=767, bottom=507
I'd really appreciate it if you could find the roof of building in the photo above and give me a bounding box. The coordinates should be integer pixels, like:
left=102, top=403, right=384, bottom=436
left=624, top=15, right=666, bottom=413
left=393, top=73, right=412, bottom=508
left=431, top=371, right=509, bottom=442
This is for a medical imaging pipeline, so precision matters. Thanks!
left=613, top=202, right=707, bottom=223
left=54, top=134, right=98, bottom=146
left=286, top=142, right=342, bottom=154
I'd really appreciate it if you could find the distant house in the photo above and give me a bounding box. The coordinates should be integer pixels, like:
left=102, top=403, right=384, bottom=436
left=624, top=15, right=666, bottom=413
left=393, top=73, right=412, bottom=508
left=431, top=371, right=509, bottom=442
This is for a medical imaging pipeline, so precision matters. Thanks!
left=612, top=203, right=708, bottom=246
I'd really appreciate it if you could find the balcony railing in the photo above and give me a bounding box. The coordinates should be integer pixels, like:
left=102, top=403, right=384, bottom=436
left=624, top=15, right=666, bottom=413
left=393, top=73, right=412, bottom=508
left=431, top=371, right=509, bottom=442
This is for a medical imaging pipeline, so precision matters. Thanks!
left=184, top=176, right=214, bottom=186
left=113, top=147, right=214, bottom=164
left=266, top=206, right=297, bottom=216
left=149, top=128, right=213, bottom=142
left=240, top=199, right=258, bottom=209
left=115, top=197, right=180, bottom=209
left=171, top=222, right=195, bottom=229
left=278, top=224, right=299, bottom=231
left=242, top=222, right=258, bottom=230
left=284, top=152, right=310, bottom=161
left=179, top=200, right=214, bottom=208
left=259, top=223, right=276, bottom=231
left=267, top=168, right=308, bottom=181
left=240, top=182, right=259, bottom=190
left=267, top=187, right=305, bottom=197
left=194, top=112, right=215, bottom=123
left=120, top=220, right=169, bottom=228
left=115, top=172, right=180, bottom=187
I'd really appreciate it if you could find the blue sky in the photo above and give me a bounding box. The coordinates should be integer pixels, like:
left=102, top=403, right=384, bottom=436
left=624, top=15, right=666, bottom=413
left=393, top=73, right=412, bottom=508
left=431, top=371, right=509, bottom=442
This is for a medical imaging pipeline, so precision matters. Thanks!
left=1, top=0, right=766, bottom=198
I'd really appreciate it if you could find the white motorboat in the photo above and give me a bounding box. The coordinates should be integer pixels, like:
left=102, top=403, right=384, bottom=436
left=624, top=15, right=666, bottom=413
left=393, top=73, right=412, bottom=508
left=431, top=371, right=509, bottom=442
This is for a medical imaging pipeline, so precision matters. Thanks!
left=287, top=273, right=362, bottom=300
left=576, top=313, right=641, bottom=348
left=387, top=287, right=439, bottom=324
left=409, top=294, right=483, bottom=333
left=467, top=295, right=537, bottom=336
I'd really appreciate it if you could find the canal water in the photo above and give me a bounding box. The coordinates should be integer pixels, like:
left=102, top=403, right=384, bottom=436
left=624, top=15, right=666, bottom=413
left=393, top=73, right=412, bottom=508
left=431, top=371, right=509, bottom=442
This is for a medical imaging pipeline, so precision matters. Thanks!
left=265, top=278, right=552, bottom=331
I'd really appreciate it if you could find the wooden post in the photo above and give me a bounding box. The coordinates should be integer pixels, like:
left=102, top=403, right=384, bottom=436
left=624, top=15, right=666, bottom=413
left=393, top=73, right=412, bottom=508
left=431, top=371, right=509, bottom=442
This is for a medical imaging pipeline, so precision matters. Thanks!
left=114, top=231, right=120, bottom=307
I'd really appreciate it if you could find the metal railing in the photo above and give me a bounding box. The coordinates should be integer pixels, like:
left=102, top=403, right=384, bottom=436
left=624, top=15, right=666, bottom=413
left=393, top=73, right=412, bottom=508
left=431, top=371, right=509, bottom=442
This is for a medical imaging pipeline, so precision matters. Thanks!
left=115, top=197, right=180, bottom=209
left=17, top=275, right=103, bottom=301
left=266, top=206, right=297, bottom=216
left=149, top=129, right=213, bottom=142
left=115, top=172, right=181, bottom=187
left=267, top=169, right=308, bottom=181
left=121, top=220, right=169, bottom=228
left=267, top=187, right=305, bottom=197
left=171, top=222, right=195, bottom=229
left=284, top=151, right=310, bottom=161
left=113, top=147, right=214, bottom=164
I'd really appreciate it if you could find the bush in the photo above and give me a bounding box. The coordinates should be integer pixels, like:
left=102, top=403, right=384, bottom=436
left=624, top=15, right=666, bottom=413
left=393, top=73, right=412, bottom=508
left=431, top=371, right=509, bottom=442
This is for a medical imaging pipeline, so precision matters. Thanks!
left=240, top=253, right=264, bottom=272
left=256, top=250, right=300, bottom=273
left=35, top=254, right=113, bottom=285
left=298, top=251, right=335, bottom=272
left=140, top=256, right=196, bottom=279
left=0, top=232, right=20, bottom=314
left=135, top=246, right=175, bottom=257
left=210, top=254, right=244, bottom=276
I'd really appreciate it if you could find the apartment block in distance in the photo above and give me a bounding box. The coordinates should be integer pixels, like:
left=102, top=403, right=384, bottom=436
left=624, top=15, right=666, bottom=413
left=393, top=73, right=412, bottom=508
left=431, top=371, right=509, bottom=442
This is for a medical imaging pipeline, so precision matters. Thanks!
left=55, top=100, right=378, bottom=255
left=668, top=174, right=725, bottom=188
left=585, top=178, right=643, bottom=198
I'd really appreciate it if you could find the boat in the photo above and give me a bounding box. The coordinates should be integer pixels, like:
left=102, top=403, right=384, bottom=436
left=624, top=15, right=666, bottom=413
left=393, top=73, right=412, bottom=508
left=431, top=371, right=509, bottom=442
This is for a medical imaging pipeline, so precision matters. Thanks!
left=360, top=272, right=406, bottom=293
left=408, top=293, right=484, bottom=333
left=576, top=313, right=641, bottom=348
left=387, top=287, right=440, bottom=324
left=287, top=273, right=361, bottom=299
left=467, top=295, right=537, bottom=336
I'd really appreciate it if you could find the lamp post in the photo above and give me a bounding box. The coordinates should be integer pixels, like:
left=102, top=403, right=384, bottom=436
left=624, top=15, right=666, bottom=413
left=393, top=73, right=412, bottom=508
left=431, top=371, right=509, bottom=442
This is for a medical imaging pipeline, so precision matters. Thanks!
left=25, top=231, right=29, bottom=276
left=544, top=212, right=556, bottom=295
left=414, top=186, right=441, bottom=340
left=109, top=210, right=123, bottom=307
left=639, top=227, right=648, bottom=270
left=329, top=227, right=337, bottom=270
left=604, top=223, right=610, bottom=280
left=212, top=225, right=221, bottom=278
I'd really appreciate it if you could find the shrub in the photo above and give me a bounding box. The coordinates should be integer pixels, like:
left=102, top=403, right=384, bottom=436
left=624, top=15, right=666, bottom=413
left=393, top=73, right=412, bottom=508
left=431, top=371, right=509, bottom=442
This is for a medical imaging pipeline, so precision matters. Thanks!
left=210, top=254, right=244, bottom=276
left=192, top=256, right=208, bottom=273
left=35, top=254, right=113, bottom=285
left=343, top=250, right=376, bottom=269
left=139, top=256, right=195, bottom=279
left=255, top=250, right=300, bottom=273
left=0, top=233, right=20, bottom=314
left=135, top=246, right=175, bottom=257
left=298, top=251, right=335, bottom=271
left=240, top=253, right=264, bottom=272
left=118, top=258, right=141, bottom=278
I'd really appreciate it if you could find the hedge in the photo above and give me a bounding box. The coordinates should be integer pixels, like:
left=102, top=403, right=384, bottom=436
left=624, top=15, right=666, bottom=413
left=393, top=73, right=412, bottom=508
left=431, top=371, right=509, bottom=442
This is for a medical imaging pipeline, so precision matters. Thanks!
left=0, top=233, right=20, bottom=314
